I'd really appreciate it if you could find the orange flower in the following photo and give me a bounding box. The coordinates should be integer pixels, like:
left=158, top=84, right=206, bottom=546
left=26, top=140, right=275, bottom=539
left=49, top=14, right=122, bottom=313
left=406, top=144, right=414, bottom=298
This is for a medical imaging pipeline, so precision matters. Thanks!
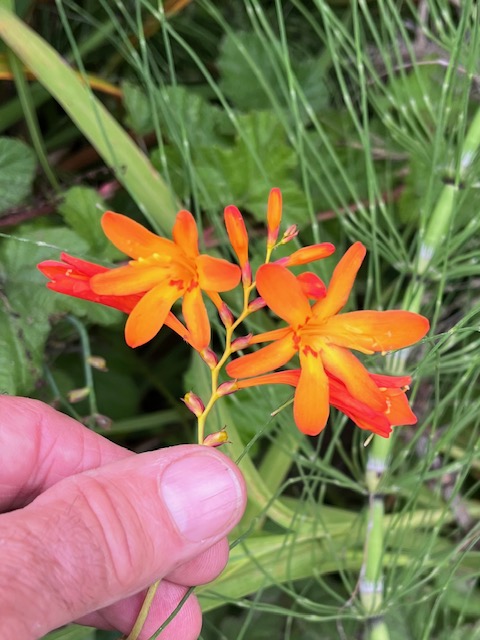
left=234, top=370, right=416, bottom=438
left=226, top=242, right=429, bottom=436
left=37, top=253, right=195, bottom=347
left=86, top=210, right=241, bottom=348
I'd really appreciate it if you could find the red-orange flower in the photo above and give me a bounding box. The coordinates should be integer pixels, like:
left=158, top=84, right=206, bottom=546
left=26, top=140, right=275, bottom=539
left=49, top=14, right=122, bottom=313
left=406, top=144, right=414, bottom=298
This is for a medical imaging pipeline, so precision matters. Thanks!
left=234, top=370, right=416, bottom=437
left=226, top=242, right=429, bottom=436
left=84, top=210, right=241, bottom=348
left=37, top=253, right=194, bottom=346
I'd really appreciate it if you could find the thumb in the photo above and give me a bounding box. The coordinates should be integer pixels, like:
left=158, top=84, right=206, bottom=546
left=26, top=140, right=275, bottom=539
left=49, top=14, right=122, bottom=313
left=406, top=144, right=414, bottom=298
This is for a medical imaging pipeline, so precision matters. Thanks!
left=0, top=445, right=246, bottom=639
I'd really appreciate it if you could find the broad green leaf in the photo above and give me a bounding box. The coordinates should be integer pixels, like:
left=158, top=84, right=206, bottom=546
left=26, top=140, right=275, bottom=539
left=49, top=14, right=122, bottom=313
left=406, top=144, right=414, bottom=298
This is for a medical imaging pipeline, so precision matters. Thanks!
left=196, top=112, right=308, bottom=223
left=218, top=31, right=328, bottom=119
left=57, top=186, right=121, bottom=258
left=0, top=136, right=36, bottom=213
left=0, top=226, right=121, bottom=393
left=123, top=82, right=231, bottom=146
left=0, top=7, right=179, bottom=233
left=122, top=82, right=153, bottom=136
left=153, top=111, right=308, bottom=222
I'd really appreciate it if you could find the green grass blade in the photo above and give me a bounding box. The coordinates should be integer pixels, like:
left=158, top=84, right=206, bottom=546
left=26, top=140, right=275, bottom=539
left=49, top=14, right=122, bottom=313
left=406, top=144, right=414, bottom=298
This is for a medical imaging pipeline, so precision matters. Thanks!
left=0, top=6, right=179, bottom=232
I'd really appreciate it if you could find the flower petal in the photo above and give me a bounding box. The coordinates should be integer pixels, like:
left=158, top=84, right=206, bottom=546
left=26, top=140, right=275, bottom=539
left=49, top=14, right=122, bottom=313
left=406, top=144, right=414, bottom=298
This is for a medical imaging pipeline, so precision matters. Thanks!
left=101, top=212, right=178, bottom=259
left=173, top=210, right=199, bottom=258
left=125, top=283, right=180, bottom=347
left=196, top=255, right=241, bottom=291
left=296, top=272, right=326, bottom=300
left=321, top=345, right=387, bottom=412
left=313, top=242, right=366, bottom=320
left=250, top=327, right=291, bottom=345
left=91, top=264, right=167, bottom=295
left=224, top=205, right=249, bottom=267
left=235, top=370, right=301, bottom=389
left=321, top=311, right=430, bottom=354
left=256, top=263, right=312, bottom=327
left=182, top=286, right=211, bottom=350
left=164, top=312, right=195, bottom=347
left=294, top=349, right=329, bottom=435
left=226, top=333, right=296, bottom=378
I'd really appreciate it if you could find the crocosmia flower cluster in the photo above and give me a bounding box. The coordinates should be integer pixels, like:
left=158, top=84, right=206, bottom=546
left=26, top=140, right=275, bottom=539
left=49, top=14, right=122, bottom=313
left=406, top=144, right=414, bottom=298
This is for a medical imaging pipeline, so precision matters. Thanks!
left=38, top=189, right=429, bottom=439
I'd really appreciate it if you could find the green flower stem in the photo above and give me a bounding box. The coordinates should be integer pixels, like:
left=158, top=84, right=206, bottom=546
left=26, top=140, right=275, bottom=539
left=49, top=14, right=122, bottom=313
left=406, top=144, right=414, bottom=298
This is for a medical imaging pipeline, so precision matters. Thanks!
left=66, top=315, right=99, bottom=422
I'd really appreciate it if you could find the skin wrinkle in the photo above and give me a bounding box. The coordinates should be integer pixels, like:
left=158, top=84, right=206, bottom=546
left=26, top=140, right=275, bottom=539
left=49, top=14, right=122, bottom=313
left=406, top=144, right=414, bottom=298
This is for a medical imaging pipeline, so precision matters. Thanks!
left=0, top=399, right=245, bottom=638
left=64, top=476, right=146, bottom=596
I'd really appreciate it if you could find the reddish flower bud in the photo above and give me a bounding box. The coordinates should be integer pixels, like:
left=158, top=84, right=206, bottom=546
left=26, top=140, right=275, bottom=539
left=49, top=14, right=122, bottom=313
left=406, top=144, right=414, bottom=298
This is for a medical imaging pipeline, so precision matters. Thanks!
left=231, top=334, right=253, bottom=351
left=182, top=391, right=205, bottom=418
left=280, top=224, right=298, bottom=245
left=203, top=427, right=229, bottom=447
left=248, top=296, right=266, bottom=312
left=219, top=302, right=234, bottom=327
left=241, top=262, right=252, bottom=286
left=201, top=347, right=219, bottom=369
left=217, top=380, right=238, bottom=396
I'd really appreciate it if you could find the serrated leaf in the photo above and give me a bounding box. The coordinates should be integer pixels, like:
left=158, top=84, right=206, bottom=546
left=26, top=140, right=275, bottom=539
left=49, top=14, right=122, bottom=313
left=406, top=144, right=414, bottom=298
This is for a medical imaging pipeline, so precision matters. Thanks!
left=123, top=82, right=231, bottom=146
left=57, top=186, right=120, bottom=258
left=218, top=31, right=328, bottom=119
left=0, top=136, right=36, bottom=213
left=0, top=226, right=122, bottom=394
left=194, top=111, right=308, bottom=223
left=122, top=81, right=153, bottom=136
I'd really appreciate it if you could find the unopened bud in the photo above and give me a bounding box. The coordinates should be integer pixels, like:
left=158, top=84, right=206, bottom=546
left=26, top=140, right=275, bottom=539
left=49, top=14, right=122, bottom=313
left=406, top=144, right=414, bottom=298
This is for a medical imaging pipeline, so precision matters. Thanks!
left=248, top=296, right=266, bottom=312
left=231, top=334, right=253, bottom=351
left=219, top=302, right=234, bottom=327
left=266, top=188, right=282, bottom=248
left=203, top=427, right=229, bottom=447
left=201, top=347, right=219, bottom=369
left=241, top=262, right=252, bottom=286
left=87, top=355, right=108, bottom=372
left=217, top=380, right=238, bottom=396
left=182, top=391, right=205, bottom=417
left=67, top=387, right=90, bottom=403
left=93, top=413, right=113, bottom=430
left=280, top=224, right=298, bottom=245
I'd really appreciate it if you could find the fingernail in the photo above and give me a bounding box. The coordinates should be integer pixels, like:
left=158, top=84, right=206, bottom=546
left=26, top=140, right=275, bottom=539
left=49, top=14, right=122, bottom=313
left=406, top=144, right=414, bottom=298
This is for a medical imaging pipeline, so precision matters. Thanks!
left=161, top=452, right=244, bottom=543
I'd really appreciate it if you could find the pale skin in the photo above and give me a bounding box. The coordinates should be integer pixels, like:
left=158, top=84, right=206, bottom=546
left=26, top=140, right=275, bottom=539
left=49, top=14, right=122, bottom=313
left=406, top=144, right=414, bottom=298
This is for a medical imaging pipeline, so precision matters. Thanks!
left=0, top=396, right=246, bottom=640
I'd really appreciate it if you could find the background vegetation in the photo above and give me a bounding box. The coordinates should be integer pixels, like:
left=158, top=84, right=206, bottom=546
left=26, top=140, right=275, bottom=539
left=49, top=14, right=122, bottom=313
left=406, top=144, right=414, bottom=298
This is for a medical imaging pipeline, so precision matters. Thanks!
left=0, top=1, right=479, bottom=638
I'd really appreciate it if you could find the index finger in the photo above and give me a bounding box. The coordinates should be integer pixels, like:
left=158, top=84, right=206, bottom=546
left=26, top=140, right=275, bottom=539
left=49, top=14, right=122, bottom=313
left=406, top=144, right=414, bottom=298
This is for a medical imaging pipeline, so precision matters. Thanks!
left=0, top=396, right=131, bottom=511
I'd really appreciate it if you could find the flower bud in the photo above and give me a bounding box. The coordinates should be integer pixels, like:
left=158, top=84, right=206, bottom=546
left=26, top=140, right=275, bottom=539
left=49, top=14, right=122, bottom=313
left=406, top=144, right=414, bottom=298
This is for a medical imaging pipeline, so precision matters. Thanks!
left=87, top=355, right=108, bottom=371
left=231, top=334, right=253, bottom=351
left=201, top=347, right=219, bottom=369
left=217, top=380, right=238, bottom=396
left=241, top=262, right=252, bottom=286
left=219, top=302, right=234, bottom=328
left=248, top=296, right=266, bottom=312
left=182, top=391, right=205, bottom=418
left=203, top=427, right=229, bottom=447
left=280, top=224, right=298, bottom=245
left=67, top=387, right=90, bottom=403
left=267, top=188, right=282, bottom=248
left=224, top=205, right=249, bottom=268
left=280, top=242, right=335, bottom=267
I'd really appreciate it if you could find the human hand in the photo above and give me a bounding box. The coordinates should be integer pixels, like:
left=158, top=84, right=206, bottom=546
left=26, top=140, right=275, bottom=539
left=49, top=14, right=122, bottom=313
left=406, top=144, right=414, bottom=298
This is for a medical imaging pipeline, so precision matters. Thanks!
left=0, top=396, right=246, bottom=640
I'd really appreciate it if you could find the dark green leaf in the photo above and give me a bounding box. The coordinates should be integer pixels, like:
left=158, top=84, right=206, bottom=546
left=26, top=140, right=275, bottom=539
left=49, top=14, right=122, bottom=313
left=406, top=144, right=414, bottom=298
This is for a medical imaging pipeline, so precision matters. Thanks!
left=0, top=137, right=36, bottom=213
